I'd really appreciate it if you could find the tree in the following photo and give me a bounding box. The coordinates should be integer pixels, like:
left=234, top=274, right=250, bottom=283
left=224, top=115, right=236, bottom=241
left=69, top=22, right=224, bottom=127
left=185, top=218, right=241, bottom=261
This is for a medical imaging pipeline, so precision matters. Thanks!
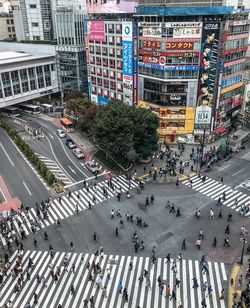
left=91, top=101, right=134, bottom=156
left=132, top=107, right=159, bottom=158
left=78, top=103, right=98, bottom=133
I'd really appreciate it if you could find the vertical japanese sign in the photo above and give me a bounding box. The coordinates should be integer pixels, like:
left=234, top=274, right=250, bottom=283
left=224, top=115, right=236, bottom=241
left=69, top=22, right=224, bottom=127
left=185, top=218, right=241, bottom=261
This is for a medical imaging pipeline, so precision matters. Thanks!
left=122, top=21, right=133, bottom=104
left=195, top=22, right=220, bottom=126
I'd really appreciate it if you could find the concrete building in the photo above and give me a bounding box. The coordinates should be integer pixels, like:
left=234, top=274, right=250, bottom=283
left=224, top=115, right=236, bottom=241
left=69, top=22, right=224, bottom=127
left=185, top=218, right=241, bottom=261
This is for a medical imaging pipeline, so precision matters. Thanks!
left=0, top=51, right=58, bottom=107
left=0, top=14, right=16, bottom=40
left=86, top=16, right=135, bottom=105
left=55, top=0, right=87, bottom=94
left=135, top=6, right=249, bottom=143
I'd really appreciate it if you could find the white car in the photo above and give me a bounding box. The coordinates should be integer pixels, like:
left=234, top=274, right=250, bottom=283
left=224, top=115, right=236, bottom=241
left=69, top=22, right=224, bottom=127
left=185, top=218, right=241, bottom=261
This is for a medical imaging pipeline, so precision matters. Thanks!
left=56, top=129, right=66, bottom=138
left=73, top=148, right=84, bottom=159
left=85, top=160, right=101, bottom=173
left=243, top=179, right=250, bottom=189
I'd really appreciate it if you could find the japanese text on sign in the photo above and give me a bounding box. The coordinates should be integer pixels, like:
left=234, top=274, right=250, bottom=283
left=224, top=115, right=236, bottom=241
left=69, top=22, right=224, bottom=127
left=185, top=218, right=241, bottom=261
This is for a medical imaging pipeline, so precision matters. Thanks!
left=166, top=42, right=194, bottom=50
left=122, top=41, right=133, bottom=76
left=142, top=40, right=161, bottom=49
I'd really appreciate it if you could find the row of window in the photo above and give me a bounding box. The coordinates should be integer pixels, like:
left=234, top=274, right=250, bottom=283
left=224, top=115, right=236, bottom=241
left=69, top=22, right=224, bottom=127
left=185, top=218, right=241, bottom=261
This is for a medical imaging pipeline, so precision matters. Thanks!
left=227, top=25, right=249, bottom=35
left=224, top=51, right=246, bottom=63
left=139, top=67, right=198, bottom=79
left=105, top=23, right=122, bottom=34
left=7, top=27, right=15, bottom=33
left=89, top=46, right=122, bottom=55
left=91, top=79, right=123, bottom=91
left=6, top=19, right=14, bottom=25
left=89, top=57, right=123, bottom=69
left=225, top=37, right=248, bottom=50
left=220, top=86, right=242, bottom=101
left=90, top=68, right=123, bottom=80
left=223, top=62, right=244, bottom=76
left=89, top=36, right=122, bottom=45
left=91, top=87, right=123, bottom=101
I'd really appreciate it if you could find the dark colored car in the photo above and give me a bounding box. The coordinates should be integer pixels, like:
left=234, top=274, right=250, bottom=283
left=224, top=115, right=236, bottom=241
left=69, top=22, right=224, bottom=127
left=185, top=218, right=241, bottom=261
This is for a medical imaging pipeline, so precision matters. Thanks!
left=65, top=138, right=76, bottom=149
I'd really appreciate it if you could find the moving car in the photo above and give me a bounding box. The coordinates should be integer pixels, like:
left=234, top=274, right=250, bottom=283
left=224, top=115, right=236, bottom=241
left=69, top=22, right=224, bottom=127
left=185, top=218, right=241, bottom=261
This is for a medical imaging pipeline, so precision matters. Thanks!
left=65, top=138, right=76, bottom=149
left=56, top=129, right=66, bottom=138
left=243, top=179, right=250, bottom=189
left=73, top=148, right=84, bottom=159
left=85, top=160, right=101, bottom=173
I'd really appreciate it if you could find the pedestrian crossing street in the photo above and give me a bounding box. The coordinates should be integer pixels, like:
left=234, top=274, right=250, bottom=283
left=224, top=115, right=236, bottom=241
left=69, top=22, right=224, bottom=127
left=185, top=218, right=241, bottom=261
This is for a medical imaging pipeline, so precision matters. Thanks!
left=0, top=176, right=138, bottom=246
left=183, top=175, right=250, bottom=214
left=36, top=153, right=73, bottom=186
left=0, top=250, right=228, bottom=308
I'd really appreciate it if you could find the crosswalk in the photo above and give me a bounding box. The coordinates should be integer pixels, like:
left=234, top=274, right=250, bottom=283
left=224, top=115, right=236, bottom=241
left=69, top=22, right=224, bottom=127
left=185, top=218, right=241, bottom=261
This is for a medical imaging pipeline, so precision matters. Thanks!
left=0, top=250, right=228, bottom=308
left=183, top=175, right=250, bottom=214
left=36, top=153, right=73, bottom=186
left=0, top=175, right=138, bottom=246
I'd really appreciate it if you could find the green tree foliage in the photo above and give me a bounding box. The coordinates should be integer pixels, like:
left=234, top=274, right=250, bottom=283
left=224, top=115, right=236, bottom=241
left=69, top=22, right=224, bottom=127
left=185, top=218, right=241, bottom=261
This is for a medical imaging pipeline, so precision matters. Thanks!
left=132, top=107, right=159, bottom=158
left=91, top=101, right=134, bottom=156
left=91, top=101, right=159, bottom=158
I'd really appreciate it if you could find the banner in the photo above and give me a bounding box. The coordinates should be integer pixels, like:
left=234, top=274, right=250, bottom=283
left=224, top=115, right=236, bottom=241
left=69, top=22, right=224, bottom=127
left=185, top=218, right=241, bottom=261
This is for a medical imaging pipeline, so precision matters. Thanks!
left=173, top=27, right=202, bottom=38
left=195, top=22, right=220, bottom=125
left=166, top=41, right=194, bottom=50
left=139, top=62, right=199, bottom=71
left=88, top=21, right=105, bottom=42
left=139, top=50, right=199, bottom=57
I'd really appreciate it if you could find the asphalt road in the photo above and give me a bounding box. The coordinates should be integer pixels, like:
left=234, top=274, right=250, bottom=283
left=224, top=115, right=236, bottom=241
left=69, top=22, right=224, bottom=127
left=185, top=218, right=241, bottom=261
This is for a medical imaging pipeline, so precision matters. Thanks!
left=19, top=114, right=94, bottom=183
left=0, top=127, right=50, bottom=205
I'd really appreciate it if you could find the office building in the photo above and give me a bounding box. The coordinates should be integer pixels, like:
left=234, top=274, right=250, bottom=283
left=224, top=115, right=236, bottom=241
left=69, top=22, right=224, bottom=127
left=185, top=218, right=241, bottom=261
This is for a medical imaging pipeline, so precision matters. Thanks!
left=136, top=6, right=249, bottom=142
left=86, top=16, right=135, bottom=105
left=55, top=0, right=88, bottom=94
left=0, top=14, right=16, bottom=40
left=0, top=51, right=58, bottom=107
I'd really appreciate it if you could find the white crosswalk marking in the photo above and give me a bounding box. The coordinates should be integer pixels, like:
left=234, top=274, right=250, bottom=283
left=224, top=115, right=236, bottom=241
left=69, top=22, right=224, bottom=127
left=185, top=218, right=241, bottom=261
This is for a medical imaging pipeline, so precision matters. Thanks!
left=36, top=154, right=73, bottom=186
left=0, top=250, right=228, bottom=308
left=183, top=175, right=250, bottom=215
left=0, top=176, right=139, bottom=246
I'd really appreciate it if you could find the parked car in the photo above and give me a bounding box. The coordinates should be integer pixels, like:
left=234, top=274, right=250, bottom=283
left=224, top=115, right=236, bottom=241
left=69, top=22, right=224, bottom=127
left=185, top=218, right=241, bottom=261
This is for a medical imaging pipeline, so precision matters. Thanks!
left=56, top=129, right=66, bottom=138
left=65, top=138, right=76, bottom=149
left=73, top=148, right=84, bottom=159
left=85, top=160, right=101, bottom=173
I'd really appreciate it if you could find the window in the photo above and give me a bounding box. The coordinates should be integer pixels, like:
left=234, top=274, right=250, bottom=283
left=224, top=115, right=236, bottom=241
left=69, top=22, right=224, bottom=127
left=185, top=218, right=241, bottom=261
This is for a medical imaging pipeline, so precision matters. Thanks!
left=104, top=90, right=109, bottom=97
left=117, top=83, right=123, bottom=91
left=6, top=19, right=10, bottom=25
left=33, top=36, right=40, bottom=40
left=30, top=4, right=37, bottom=8
left=11, top=19, right=14, bottom=24
left=117, top=72, right=122, bottom=80
left=103, top=69, right=108, bottom=77
left=8, top=27, right=11, bottom=33
left=12, top=27, right=15, bottom=32
left=98, top=88, right=102, bottom=95
left=32, top=22, right=39, bottom=27
left=111, top=92, right=115, bottom=99
left=116, top=37, right=122, bottom=45
left=116, top=24, right=122, bottom=33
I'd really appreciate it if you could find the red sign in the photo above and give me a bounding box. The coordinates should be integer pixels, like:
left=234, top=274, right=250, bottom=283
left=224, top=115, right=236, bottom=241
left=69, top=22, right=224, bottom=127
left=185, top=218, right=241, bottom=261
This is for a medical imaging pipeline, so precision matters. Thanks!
left=139, top=50, right=199, bottom=57
left=166, top=42, right=194, bottom=50
left=142, top=40, right=161, bottom=49
left=142, top=56, right=166, bottom=65
left=223, top=46, right=248, bottom=55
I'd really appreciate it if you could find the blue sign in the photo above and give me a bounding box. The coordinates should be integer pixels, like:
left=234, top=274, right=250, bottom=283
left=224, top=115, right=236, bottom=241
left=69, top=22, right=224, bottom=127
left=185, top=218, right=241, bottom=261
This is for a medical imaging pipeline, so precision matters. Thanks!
left=138, top=62, right=199, bottom=71
left=98, top=96, right=110, bottom=105
left=122, top=40, right=133, bottom=77
left=221, top=75, right=242, bottom=88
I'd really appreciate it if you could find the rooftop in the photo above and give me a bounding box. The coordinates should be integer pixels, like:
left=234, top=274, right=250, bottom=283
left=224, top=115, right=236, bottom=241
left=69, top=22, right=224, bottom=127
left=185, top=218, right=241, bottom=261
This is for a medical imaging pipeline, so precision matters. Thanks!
left=0, top=51, right=54, bottom=65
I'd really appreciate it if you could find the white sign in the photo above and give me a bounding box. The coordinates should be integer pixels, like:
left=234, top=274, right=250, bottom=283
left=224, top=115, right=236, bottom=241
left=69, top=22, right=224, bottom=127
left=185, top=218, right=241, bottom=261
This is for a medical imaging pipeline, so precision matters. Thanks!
left=195, top=106, right=212, bottom=125
left=173, top=27, right=202, bottom=38
left=142, top=27, right=162, bottom=38
left=91, top=94, right=98, bottom=104
left=123, top=75, right=133, bottom=92
left=122, top=22, right=133, bottom=41
left=165, top=22, right=202, bottom=28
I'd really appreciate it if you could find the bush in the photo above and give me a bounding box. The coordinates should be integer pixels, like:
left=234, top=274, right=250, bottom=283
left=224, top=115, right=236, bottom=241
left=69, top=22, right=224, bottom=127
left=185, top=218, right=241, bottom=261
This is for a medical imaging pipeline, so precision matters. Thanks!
left=46, top=170, right=55, bottom=185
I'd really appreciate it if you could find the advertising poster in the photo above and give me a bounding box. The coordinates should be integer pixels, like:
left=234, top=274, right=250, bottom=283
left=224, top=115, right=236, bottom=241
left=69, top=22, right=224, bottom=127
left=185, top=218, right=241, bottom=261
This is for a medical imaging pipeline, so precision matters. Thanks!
left=88, top=21, right=105, bottom=42
left=122, top=21, right=133, bottom=104
left=195, top=22, right=220, bottom=126
left=87, top=0, right=138, bottom=13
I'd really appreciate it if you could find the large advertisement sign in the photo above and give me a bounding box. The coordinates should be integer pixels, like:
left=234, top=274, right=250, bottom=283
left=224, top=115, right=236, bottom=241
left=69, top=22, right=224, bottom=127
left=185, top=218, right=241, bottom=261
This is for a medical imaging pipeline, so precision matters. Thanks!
left=195, top=22, right=220, bottom=126
left=88, top=21, right=105, bottom=42
left=140, top=51, right=199, bottom=58
left=165, top=22, right=202, bottom=39
left=87, top=0, right=138, bottom=13
left=166, top=42, right=194, bottom=50
left=122, top=22, right=133, bottom=103
left=139, top=62, right=199, bottom=71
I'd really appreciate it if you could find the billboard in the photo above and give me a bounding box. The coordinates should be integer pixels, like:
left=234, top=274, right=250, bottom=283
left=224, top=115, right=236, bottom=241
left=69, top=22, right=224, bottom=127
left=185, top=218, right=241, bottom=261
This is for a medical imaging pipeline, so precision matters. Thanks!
left=142, top=40, right=161, bottom=49
left=138, top=62, right=199, bottom=71
left=88, top=21, right=105, bottom=42
left=165, top=22, right=202, bottom=39
left=87, top=0, right=138, bottom=13
left=122, top=21, right=133, bottom=104
left=166, top=42, right=194, bottom=50
left=195, top=22, right=220, bottom=126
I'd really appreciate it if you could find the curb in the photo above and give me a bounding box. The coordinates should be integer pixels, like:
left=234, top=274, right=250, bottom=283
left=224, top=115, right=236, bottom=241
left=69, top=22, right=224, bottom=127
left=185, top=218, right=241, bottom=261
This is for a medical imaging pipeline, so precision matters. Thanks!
left=228, top=260, right=241, bottom=308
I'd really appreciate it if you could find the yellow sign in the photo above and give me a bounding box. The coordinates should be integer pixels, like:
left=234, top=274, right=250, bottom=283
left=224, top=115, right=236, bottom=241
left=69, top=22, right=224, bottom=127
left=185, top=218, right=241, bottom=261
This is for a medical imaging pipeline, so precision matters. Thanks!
left=221, top=82, right=244, bottom=95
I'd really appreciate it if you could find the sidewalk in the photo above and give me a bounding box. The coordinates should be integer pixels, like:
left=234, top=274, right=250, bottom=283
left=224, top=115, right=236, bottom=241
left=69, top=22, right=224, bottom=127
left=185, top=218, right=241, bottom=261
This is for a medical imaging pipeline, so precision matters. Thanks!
left=228, top=255, right=250, bottom=307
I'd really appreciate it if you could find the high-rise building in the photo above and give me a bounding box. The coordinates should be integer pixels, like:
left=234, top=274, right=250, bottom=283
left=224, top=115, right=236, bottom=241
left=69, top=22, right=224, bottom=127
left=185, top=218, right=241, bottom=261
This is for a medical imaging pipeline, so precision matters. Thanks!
left=136, top=5, right=249, bottom=143
left=0, top=13, right=16, bottom=40
left=55, top=0, right=88, bottom=95
left=138, top=0, right=223, bottom=7
left=86, top=15, right=135, bottom=105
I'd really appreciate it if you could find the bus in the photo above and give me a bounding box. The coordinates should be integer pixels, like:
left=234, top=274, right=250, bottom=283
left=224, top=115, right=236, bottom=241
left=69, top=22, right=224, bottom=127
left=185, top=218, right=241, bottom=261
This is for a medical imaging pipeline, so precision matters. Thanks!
left=41, top=104, right=54, bottom=113
left=60, top=117, right=74, bottom=132
left=0, top=106, right=21, bottom=117
left=19, top=103, right=41, bottom=114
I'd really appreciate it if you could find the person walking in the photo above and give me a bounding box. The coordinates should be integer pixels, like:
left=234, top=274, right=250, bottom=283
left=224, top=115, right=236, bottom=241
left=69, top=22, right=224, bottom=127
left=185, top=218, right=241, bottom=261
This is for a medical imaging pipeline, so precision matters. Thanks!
left=115, top=227, right=119, bottom=237
left=212, top=237, right=217, bottom=247
left=176, top=208, right=181, bottom=217
left=228, top=213, right=233, bottom=222
left=70, top=242, right=74, bottom=251
left=70, top=284, right=75, bottom=295
left=225, top=224, right=230, bottom=234
left=170, top=289, right=176, bottom=301
left=93, top=232, right=97, bottom=242
left=196, top=239, right=201, bottom=249
left=209, top=209, right=214, bottom=219
left=166, top=284, right=171, bottom=297
left=118, top=281, right=123, bottom=294
left=33, top=293, right=38, bottom=305
left=169, top=205, right=175, bottom=213
left=145, top=197, right=149, bottom=206
left=224, top=237, right=230, bottom=247
left=182, top=239, right=186, bottom=250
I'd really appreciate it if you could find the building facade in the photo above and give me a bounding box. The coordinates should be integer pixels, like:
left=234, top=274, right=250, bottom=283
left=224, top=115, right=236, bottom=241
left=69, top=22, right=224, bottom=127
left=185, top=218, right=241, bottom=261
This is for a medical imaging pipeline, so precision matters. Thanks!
left=55, top=0, right=88, bottom=95
left=0, top=14, right=16, bottom=40
left=87, top=16, right=135, bottom=105
left=136, top=6, right=249, bottom=142
left=0, top=51, right=58, bottom=107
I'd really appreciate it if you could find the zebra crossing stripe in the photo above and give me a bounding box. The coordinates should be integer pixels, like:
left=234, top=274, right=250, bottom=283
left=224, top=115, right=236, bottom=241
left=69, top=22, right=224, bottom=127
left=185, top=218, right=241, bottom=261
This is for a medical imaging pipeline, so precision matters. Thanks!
left=183, top=176, right=250, bottom=215
left=0, top=251, right=228, bottom=308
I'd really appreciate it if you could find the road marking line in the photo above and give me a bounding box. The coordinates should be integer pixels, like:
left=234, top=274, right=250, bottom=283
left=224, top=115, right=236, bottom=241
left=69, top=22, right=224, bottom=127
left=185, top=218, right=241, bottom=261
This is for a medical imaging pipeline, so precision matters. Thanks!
left=232, top=168, right=245, bottom=176
left=217, top=164, right=231, bottom=171
left=49, top=133, right=54, bottom=139
left=0, top=188, right=7, bottom=202
left=64, top=171, right=111, bottom=189
left=0, top=142, right=14, bottom=166
left=241, top=152, right=250, bottom=158
left=23, top=181, right=32, bottom=196
left=68, top=165, right=76, bottom=174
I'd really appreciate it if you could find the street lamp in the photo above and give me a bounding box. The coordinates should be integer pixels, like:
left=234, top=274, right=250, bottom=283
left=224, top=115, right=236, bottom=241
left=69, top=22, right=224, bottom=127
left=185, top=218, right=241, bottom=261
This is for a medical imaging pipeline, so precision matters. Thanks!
left=240, top=229, right=248, bottom=265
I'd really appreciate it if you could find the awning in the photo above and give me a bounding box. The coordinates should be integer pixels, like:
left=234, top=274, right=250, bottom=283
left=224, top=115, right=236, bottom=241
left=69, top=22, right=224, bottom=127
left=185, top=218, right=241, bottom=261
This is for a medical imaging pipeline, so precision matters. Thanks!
left=214, top=126, right=227, bottom=134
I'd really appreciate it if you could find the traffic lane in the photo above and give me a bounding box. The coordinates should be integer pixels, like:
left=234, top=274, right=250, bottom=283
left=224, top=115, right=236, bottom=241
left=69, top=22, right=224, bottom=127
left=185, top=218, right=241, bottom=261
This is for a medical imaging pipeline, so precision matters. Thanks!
left=0, top=129, right=50, bottom=205
left=25, top=115, right=90, bottom=181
